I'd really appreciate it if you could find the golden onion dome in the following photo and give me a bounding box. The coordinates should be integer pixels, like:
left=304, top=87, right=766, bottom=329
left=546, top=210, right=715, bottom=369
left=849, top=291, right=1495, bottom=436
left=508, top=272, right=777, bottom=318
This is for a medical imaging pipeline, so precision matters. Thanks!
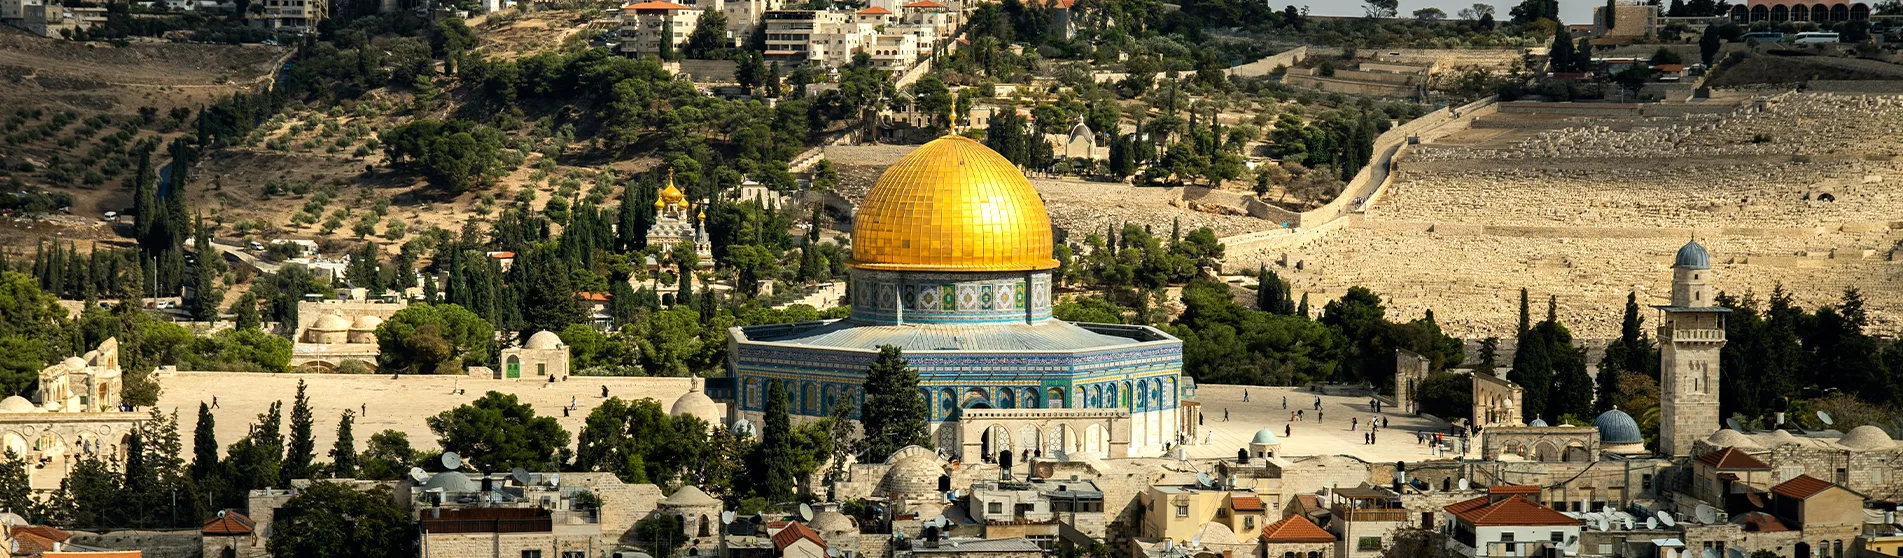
left=658, top=170, right=688, bottom=207
left=849, top=135, right=1057, bottom=272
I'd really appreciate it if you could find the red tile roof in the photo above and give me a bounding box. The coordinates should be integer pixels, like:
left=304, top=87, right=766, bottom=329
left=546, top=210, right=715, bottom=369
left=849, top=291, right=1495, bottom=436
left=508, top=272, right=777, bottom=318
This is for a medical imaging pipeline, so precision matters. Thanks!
left=902, top=1, right=946, bottom=7
left=624, top=1, right=692, bottom=9
left=488, top=251, right=516, bottom=259
left=575, top=292, right=611, bottom=301
left=855, top=6, right=892, bottom=14
left=10, top=526, right=72, bottom=554
left=201, top=511, right=256, bottom=535
left=1488, top=485, right=1542, bottom=496
left=1655, top=64, right=1686, bottom=72
left=1771, top=474, right=1837, bottom=500
left=1445, top=495, right=1580, bottom=527
left=1697, top=447, right=1772, bottom=470
left=772, top=521, right=826, bottom=550
left=1731, top=511, right=1792, bottom=532
left=1260, top=515, right=1335, bottom=543
left=1230, top=495, right=1264, bottom=512
left=46, top=552, right=143, bottom=557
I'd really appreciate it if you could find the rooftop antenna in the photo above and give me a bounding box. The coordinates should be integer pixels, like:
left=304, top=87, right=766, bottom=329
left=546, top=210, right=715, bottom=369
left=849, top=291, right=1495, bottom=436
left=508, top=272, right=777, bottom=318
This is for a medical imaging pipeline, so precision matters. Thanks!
left=442, top=452, right=462, bottom=471
left=409, top=467, right=431, bottom=484
left=1817, top=411, right=1835, bottom=426
left=547, top=474, right=560, bottom=487
left=1195, top=472, right=1213, bottom=488
left=511, top=467, right=531, bottom=485
left=722, top=511, right=737, bottom=525
left=1724, top=418, right=1745, bottom=432
left=1657, top=510, right=1676, bottom=528
left=1646, top=517, right=1658, bottom=530
left=798, top=503, right=814, bottom=523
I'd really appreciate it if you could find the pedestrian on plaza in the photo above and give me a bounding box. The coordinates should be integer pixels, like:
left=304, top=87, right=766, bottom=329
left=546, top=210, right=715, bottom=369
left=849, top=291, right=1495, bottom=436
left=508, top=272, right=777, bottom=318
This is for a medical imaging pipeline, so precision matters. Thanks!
left=1318, top=411, right=1323, bottom=422
left=1244, top=389, right=1250, bottom=402
left=1224, top=408, right=1229, bottom=421
left=361, top=403, right=366, bottom=416
left=1314, top=397, right=1321, bottom=410
left=1352, top=417, right=1359, bottom=431
left=1382, top=417, right=1389, bottom=428
left=1282, top=396, right=1287, bottom=409
left=212, top=396, right=219, bottom=409
left=1291, top=411, right=1297, bottom=421
left=1297, top=410, right=1304, bottom=421
left=1285, top=424, right=1291, bottom=438
left=602, top=385, right=610, bottom=398
left=1371, top=431, right=1377, bottom=444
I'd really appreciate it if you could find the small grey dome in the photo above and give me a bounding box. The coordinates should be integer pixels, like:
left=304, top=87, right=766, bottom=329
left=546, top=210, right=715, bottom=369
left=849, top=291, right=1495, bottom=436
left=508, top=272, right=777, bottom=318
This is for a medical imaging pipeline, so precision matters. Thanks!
left=524, top=330, right=564, bottom=350
left=1251, top=429, right=1279, bottom=445
left=1838, top=425, right=1894, bottom=450
left=1675, top=240, right=1711, bottom=270
left=1594, top=409, right=1644, bottom=444
left=662, top=485, right=721, bottom=507
left=670, top=389, right=720, bottom=424
left=879, top=453, right=946, bottom=502
left=1528, top=419, right=1549, bottom=427
left=809, top=510, right=855, bottom=535
left=421, top=471, right=479, bottom=493
left=1707, top=429, right=1761, bottom=449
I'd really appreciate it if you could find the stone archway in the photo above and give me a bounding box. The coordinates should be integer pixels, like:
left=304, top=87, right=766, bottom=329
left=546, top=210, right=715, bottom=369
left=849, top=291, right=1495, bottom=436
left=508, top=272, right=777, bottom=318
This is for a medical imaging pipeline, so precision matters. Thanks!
left=1533, top=441, right=1561, bottom=462
left=981, top=424, right=1011, bottom=459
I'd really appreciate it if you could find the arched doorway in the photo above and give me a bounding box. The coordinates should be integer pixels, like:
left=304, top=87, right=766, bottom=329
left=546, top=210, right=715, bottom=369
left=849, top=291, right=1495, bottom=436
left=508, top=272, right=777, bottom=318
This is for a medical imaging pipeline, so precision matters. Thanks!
left=981, top=424, right=1011, bottom=457
left=1831, top=3, right=1848, bottom=20
left=1750, top=4, right=1769, bottom=20
left=1793, top=4, right=1810, bottom=20
left=505, top=355, right=521, bottom=379
left=1851, top=3, right=1869, bottom=19
left=1771, top=4, right=1789, bottom=21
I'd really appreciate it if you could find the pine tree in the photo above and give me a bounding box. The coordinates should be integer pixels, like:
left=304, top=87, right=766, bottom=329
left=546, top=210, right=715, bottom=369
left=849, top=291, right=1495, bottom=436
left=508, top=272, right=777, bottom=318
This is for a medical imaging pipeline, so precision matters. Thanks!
left=191, top=402, right=218, bottom=481
left=0, top=450, right=34, bottom=521
left=331, top=410, right=358, bottom=479
left=281, top=380, right=315, bottom=485
left=861, top=345, right=928, bottom=463
left=191, top=216, right=222, bottom=322
left=759, top=380, right=798, bottom=502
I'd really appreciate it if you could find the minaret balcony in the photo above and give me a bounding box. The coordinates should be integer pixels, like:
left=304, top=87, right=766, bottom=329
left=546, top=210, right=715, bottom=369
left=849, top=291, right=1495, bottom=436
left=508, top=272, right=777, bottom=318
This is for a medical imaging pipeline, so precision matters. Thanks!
left=1660, top=328, right=1725, bottom=344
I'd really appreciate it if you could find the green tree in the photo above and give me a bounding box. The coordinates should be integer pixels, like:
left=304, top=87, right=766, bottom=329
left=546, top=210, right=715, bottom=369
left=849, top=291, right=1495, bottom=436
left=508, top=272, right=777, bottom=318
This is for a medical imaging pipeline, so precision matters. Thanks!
left=634, top=513, right=686, bottom=558
left=860, top=345, right=928, bottom=463
left=380, top=119, right=507, bottom=193
left=282, top=380, right=316, bottom=485
left=231, top=292, right=261, bottom=331
left=758, top=380, right=797, bottom=502
left=0, top=450, right=37, bottom=521
left=332, top=410, right=358, bottom=478
left=191, top=402, right=219, bottom=481
left=374, top=302, right=495, bottom=374
left=1700, top=24, right=1724, bottom=65
left=684, top=8, right=731, bottom=58
left=265, top=482, right=416, bottom=558
left=358, top=430, right=417, bottom=481
left=426, top=391, right=571, bottom=471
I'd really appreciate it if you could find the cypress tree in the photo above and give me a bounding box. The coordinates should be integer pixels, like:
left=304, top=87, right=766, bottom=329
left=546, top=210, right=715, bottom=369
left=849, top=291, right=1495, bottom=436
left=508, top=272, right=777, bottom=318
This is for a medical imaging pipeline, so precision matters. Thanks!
left=232, top=292, right=261, bottom=331
left=133, top=148, right=157, bottom=251
left=281, top=380, right=315, bottom=486
left=861, top=345, right=929, bottom=463
left=1297, top=292, right=1310, bottom=318
left=1516, top=288, right=1531, bottom=342
left=759, top=380, right=797, bottom=502
left=331, top=410, right=358, bottom=479
left=191, top=402, right=218, bottom=481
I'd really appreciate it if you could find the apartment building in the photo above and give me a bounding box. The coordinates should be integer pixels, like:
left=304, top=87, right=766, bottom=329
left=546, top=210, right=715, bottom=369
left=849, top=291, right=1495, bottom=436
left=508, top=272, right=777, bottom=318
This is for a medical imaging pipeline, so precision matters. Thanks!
left=867, top=31, right=918, bottom=72
left=620, top=1, right=701, bottom=57
left=256, top=0, right=324, bottom=33
left=3, top=0, right=104, bottom=37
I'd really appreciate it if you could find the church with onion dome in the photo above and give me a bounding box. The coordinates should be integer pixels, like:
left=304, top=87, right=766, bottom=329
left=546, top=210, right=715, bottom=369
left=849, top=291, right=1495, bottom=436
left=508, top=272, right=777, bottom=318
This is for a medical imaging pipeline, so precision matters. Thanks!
left=648, top=170, right=712, bottom=266
left=726, top=133, right=1187, bottom=462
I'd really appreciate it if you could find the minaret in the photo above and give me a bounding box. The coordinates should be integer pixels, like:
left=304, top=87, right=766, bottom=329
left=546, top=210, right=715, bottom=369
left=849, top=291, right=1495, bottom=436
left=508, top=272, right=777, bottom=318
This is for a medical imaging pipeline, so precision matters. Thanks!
left=1658, top=238, right=1729, bottom=458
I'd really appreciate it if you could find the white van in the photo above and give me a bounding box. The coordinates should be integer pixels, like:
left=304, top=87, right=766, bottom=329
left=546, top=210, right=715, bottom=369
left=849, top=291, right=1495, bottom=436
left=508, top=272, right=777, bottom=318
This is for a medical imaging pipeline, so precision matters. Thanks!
left=1794, top=32, right=1840, bottom=44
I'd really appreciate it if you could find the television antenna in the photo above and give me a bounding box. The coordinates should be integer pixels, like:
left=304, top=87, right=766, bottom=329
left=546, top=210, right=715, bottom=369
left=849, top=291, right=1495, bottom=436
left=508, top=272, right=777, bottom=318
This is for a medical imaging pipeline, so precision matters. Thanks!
left=1195, top=473, right=1214, bottom=488
left=547, top=474, right=560, bottom=487
left=1657, top=511, right=1676, bottom=527
left=1724, top=418, right=1745, bottom=432
left=512, top=467, right=531, bottom=484
left=798, top=503, right=814, bottom=523
left=1646, top=517, right=1658, bottom=530
left=721, top=511, right=737, bottom=525
left=1695, top=504, right=1718, bottom=525
left=442, top=452, right=463, bottom=471
left=409, top=467, right=431, bottom=484
left=1817, top=411, right=1834, bottom=426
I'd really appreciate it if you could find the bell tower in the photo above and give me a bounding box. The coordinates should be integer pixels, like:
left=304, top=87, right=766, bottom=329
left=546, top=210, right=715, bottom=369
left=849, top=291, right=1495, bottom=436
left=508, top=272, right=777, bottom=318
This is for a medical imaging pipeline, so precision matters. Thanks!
left=1658, top=239, right=1729, bottom=458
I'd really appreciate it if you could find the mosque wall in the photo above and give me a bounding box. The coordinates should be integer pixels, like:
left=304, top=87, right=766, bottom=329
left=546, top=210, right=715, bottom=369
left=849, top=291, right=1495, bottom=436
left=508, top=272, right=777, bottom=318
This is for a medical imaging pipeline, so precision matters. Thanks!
left=850, top=270, right=1054, bottom=325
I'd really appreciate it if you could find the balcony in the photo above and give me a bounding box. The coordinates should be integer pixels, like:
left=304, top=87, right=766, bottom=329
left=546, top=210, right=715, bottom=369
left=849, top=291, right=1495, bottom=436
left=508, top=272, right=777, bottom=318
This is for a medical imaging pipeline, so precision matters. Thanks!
left=1659, top=328, right=1725, bottom=344
left=1331, top=505, right=1408, bottom=523
left=1486, top=541, right=1557, bottom=557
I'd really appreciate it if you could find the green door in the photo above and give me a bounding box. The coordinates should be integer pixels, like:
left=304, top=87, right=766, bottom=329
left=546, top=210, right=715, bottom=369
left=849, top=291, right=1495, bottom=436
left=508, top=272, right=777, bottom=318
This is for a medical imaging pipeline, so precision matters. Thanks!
left=506, top=357, right=521, bottom=379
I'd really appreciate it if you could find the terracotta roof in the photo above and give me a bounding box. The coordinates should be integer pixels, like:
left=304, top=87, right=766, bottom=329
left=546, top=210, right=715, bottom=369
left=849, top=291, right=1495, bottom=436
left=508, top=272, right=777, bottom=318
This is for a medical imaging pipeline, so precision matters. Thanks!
left=856, top=6, right=892, bottom=14
left=11, top=525, right=72, bottom=554
left=1024, top=0, right=1074, bottom=8
left=1731, top=511, right=1792, bottom=532
left=488, top=251, right=515, bottom=258
left=201, top=510, right=256, bottom=535
left=1655, top=64, right=1686, bottom=72
left=624, top=1, right=692, bottom=9
left=1230, top=495, right=1264, bottom=512
left=1293, top=494, right=1322, bottom=511
left=575, top=292, right=611, bottom=301
left=1697, top=447, right=1772, bottom=470
left=902, top=0, right=945, bottom=7
left=1771, top=474, right=1837, bottom=500
left=1488, top=485, right=1542, bottom=496
left=1260, top=515, right=1335, bottom=543
left=772, top=521, right=826, bottom=550
left=1445, top=495, right=1580, bottom=527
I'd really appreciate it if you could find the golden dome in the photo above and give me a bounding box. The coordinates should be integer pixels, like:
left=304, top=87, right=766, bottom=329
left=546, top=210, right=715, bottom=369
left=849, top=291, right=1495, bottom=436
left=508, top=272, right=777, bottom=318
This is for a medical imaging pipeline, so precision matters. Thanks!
left=658, top=170, right=688, bottom=209
left=849, top=135, right=1057, bottom=272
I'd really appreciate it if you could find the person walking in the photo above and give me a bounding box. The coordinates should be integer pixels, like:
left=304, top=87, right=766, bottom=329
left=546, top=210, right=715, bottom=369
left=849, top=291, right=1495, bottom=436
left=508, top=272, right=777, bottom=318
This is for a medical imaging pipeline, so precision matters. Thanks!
left=601, top=385, right=610, bottom=398
left=1244, top=389, right=1250, bottom=402
left=1223, top=408, right=1230, bottom=421
left=211, top=396, right=219, bottom=409
left=1314, top=397, right=1321, bottom=410
left=1317, top=411, right=1323, bottom=422
left=1282, top=396, right=1288, bottom=409
left=1352, top=417, right=1359, bottom=431
left=1285, top=424, right=1291, bottom=438
left=1297, top=410, right=1304, bottom=421
left=360, top=403, right=366, bottom=417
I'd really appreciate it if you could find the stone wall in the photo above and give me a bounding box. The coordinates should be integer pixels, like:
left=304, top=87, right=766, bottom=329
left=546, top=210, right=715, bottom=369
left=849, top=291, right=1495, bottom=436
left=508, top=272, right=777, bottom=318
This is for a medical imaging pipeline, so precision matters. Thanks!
left=68, top=530, right=203, bottom=558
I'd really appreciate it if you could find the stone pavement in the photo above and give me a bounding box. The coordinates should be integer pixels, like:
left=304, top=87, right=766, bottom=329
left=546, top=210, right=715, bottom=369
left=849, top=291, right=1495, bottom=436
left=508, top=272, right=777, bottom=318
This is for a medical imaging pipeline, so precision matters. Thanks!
left=1178, top=384, right=1462, bottom=463
left=157, top=372, right=700, bottom=458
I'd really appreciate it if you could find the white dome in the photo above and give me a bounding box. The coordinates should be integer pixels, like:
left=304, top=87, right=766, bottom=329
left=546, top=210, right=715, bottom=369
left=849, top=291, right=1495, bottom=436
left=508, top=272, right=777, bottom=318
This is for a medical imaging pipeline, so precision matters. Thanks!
left=0, top=396, right=37, bottom=413
left=809, top=510, right=855, bottom=536
left=1838, top=425, right=1895, bottom=450
left=662, top=485, right=721, bottom=507
left=311, top=313, right=351, bottom=331
left=62, top=356, right=87, bottom=369
left=1764, top=429, right=1800, bottom=446
left=350, top=315, right=384, bottom=330
left=670, top=389, right=721, bottom=424
left=421, top=472, right=479, bottom=493
left=524, top=330, right=564, bottom=350
left=1707, top=429, right=1760, bottom=449
left=879, top=451, right=946, bottom=501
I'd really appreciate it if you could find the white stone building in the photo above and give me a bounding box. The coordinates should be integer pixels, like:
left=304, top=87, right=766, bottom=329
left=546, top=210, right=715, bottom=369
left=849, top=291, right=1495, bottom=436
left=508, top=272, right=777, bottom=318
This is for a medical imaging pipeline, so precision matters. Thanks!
left=620, top=1, right=701, bottom=57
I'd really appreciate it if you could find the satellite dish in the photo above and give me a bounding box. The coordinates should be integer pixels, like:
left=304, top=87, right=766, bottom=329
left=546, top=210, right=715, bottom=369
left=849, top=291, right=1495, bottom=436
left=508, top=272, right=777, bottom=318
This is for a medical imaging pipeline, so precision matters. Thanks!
left=1646, top=517, right=1658, bottom=530
left=1596, top=517, right=1610, bottom=531
left=799, top=503, right=814, bottom=522
left=442, top=452, right=463, bottom=470
left=1195, top=473, right=1213, bottom=488
left=1657, top=511, right=1676, bottom=527
left=1695, top=504, right=1717, bottom=524
left=1724, top=418, right=1744, bottom=432
left=512, top=467, right=531, bottom=484
left=1817, top=411, right=1834, bottom=426
left=409, top=467, right=431, bottom=483
left=1190, top=536, right=1202, bottom=548
left=1730, top=548, right=1747, bottom=558
left=722, top=511, right=737, bottom=525
left=1458, top=478, right=1469, bottom=490
left=547, top=474, right=560, bottom=487
left=1703, top=549, right=1720, bottom=558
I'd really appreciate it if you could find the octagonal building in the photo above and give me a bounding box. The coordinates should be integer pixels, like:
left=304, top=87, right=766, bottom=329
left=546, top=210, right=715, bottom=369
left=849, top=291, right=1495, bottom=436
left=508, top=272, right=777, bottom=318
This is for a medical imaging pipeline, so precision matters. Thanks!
left=727, top=133, right=1186, bottom=461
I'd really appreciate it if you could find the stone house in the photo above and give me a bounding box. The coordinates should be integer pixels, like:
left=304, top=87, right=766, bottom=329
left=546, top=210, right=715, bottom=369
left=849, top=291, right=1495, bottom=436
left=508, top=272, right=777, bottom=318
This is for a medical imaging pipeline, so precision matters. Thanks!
left=497, top=330, right=571, bottom=380
left=201, top=510, right=262, bottom=558
left=1444, top=494, right=1583, bottom=557
left=1138, top=486, right=1268, bottom=545
left=1260, top=514, right=1336, bottom=558
left=1769, top=475, right=1865, bottom=557
left=1691, top=447, right=1775, bottom=510
left=1326, top=485, right=1409, bottom=558
left=772, top=521, right=827, bottom=558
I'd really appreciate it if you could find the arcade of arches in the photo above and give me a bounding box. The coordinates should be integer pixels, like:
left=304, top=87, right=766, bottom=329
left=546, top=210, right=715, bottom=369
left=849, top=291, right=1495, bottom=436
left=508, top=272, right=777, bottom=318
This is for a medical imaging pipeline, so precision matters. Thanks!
left=1733, top=0, right=1871, bottom=22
